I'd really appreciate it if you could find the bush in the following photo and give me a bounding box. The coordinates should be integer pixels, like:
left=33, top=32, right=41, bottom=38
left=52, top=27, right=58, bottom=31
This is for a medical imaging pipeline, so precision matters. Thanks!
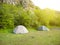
left=0, top=3, right=38, bottom=29
left=14, top=9, right=38, bottom=28
left=0, top=4, right=14, bottom=29
left=34, top=8, right=57, bottom=27
left=0, top=3, right=59, bottom=29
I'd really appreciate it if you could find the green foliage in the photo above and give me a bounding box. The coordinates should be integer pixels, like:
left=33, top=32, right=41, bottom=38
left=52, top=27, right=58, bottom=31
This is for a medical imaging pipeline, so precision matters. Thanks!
left=0, top=4, right=15, bottom=29
left=34, top=8, right=57, bottom=27
left=0, top=4, right=38, bottom=29
left=0, top=3, right=60, bottom=29
left=41, top=9, right=56, bottom=26
left=14, top=9, right=38, bottom=28
left=56, top=15, right=60, bottom=26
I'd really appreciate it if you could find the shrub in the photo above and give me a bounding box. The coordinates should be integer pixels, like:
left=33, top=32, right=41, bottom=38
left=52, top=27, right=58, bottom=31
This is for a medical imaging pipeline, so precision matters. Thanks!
left=14, top=9, right=38, bottom=28
left=0, top=4, right=14, bottom=29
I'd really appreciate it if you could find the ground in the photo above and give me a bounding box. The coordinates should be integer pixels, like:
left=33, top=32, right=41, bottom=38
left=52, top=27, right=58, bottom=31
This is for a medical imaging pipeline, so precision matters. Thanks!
left=0, top=29, right=60, bottom=45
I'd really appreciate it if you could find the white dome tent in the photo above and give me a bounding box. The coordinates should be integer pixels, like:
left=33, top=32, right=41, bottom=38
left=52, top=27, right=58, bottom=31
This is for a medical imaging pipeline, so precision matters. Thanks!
left=13, top=25, right=29, bottom=34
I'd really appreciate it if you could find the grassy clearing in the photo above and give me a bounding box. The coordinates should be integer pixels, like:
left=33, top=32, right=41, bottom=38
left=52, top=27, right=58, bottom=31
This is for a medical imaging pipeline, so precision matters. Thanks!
left=0, top=29, right=60, bottom=45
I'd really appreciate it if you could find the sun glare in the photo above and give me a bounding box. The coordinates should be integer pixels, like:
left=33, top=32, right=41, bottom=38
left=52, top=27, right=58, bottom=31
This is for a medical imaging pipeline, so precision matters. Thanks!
left=31, top=0, right=60, bottom=11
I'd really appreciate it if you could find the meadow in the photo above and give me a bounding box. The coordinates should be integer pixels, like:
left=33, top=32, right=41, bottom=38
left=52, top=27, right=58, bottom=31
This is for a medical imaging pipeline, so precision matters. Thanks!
left=0, top=29, right=60, bottom=45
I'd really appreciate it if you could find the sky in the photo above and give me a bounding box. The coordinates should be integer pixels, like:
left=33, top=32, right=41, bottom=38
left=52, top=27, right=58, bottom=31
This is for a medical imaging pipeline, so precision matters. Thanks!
left=31, top=0, right=60, bottom=11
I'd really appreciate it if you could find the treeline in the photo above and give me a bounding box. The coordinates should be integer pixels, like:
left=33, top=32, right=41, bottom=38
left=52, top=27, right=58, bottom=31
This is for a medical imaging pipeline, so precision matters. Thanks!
left=0, top=4, right=60, bottom=29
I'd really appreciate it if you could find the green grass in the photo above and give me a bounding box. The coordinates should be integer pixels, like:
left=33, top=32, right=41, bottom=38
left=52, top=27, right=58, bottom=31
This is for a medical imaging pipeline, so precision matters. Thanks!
left=0, top=29, right=60, bottom=45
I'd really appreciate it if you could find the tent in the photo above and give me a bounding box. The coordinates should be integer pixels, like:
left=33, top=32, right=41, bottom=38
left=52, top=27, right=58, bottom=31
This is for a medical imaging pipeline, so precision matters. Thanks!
left=38, top=26, right=49, bottom=31
left=13, top=25, right=29, bottom=34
